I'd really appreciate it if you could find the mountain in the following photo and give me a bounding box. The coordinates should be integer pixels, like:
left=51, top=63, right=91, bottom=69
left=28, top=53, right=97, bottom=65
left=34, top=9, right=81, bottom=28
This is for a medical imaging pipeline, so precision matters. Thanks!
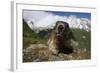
left=23, top=11, right=91, bottom=33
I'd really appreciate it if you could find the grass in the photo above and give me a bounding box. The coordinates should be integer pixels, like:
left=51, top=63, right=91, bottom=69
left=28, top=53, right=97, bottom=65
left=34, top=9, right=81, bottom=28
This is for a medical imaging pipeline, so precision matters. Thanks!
left=71, top=29, right=91, bottom=50
left=23, top=19, right=48, bottom=49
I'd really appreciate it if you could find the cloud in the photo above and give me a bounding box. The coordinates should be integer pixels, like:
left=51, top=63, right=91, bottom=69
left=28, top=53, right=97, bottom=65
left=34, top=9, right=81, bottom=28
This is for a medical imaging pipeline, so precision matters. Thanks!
left=23, top=11, right=91, bottom=33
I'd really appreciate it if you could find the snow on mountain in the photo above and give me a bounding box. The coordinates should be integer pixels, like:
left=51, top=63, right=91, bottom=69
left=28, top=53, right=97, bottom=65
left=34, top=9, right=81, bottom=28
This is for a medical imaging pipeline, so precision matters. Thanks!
left=67, top=15, right=81, bottom=28
left=23, top=11, right=91, bottom=33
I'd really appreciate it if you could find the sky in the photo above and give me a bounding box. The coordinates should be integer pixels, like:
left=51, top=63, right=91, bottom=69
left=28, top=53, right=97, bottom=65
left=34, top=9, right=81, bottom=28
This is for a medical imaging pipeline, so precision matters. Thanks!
left=48, top=11, right=91, bottom=20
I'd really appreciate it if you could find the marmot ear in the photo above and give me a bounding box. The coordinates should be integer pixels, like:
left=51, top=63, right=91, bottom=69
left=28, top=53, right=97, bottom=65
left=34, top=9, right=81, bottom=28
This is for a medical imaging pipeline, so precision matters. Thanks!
left=56, top=21, right=63, bottom=25
left=65, top=22, right=69, bottom=28
left=55, top=21, right=59, bottom=26
left=53, top=21, right=59, bottom=30
left=56, top=21, right=59, bottom=24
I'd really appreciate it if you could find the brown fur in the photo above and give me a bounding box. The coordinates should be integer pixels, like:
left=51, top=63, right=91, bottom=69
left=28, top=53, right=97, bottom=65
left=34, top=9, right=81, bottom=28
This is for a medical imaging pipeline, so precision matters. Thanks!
left=47, top=21, right=78, bottom=55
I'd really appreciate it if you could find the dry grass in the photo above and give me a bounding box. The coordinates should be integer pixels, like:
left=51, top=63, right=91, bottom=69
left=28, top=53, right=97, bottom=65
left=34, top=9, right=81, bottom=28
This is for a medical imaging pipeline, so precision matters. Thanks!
left=23, top=44, right=90, bottom=62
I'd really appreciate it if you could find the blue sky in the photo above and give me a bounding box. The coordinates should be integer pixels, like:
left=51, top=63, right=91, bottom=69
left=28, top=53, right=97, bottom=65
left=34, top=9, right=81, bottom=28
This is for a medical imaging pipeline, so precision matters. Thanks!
left=47, top=11, right=91, bottom=20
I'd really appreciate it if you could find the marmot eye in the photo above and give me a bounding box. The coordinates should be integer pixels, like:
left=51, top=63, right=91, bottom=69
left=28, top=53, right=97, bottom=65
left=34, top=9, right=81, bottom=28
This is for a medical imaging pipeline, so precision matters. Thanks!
left=58, top=25, right=64, bottom=30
